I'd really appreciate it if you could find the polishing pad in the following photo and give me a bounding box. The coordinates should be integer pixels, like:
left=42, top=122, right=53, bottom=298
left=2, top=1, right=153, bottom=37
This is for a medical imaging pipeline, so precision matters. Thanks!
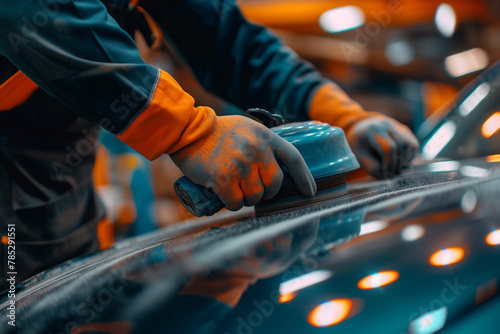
left=255, top=121, right=359, bottom=215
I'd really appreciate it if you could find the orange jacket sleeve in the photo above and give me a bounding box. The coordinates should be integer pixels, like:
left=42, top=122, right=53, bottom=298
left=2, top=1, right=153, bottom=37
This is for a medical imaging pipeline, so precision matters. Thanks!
left=0, top=0, right=215, bottom=160
left=117, top=70, right=216, bottom=160
left=308, top=82, right=374, bottom=134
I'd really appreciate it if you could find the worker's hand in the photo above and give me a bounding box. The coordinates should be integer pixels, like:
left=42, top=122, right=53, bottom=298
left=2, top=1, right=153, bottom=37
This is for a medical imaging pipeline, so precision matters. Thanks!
left=170, top=115, right=316, bottom=211
left=346, top=114, right=420, bottom=179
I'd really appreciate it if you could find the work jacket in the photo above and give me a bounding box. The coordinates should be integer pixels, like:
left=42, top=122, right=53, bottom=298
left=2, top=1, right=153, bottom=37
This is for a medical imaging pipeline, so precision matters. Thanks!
left=0, top=0, right=332, bottom=288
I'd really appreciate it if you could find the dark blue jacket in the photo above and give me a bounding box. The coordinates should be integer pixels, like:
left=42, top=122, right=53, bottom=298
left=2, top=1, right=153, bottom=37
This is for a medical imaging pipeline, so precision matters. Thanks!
left=0, top=0, right=328, bottom=286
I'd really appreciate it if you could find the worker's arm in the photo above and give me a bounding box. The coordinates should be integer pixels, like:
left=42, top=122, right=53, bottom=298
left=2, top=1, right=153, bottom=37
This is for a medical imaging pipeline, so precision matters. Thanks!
left=138, top=0, right=326, bottom=122
left=308, top=83, right=420, bottom=178
left=0, top=0, right=214, bottom=159
left=0, top=0, right=315, bottom=209
left=139, top=0, right=419, bottom=178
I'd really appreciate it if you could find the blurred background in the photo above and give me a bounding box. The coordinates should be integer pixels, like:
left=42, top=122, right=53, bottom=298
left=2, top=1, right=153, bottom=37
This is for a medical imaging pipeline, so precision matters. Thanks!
left=94, top=0, right=500, bottom=247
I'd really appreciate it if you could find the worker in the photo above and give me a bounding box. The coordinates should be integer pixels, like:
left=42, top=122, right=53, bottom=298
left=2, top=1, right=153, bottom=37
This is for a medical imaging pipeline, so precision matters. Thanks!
left=0, top=0, right=418, bottom=289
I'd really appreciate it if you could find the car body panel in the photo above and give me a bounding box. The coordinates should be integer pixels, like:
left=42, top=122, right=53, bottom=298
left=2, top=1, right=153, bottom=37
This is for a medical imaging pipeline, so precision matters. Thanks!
left=419, top=61, right=500, bottom=161
left=2, top=157, right=500, bottom=333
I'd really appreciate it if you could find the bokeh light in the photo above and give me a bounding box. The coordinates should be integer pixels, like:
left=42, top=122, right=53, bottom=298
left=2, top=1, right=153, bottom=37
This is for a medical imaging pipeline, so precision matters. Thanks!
left=319, top=6, right=365, bottom=33
left=435, top=4, right=457, bottom=37
left=422, top=120, right=456, bottom=160
left=458, top=82, right=491, bottom=117
left=357, top=271, right=399, bottom=290
left=408, top=306, right=448, bottom=334
left=385, top=40, right=414, bottom=66
left=278, top=292, right=297, bottom=303
left=445, top=48, right=489, bottom=78
left=401, top=225, right=425, bottom=242
left=486, top=230, right=500, bottom=246
left=308, top=299, right=352, bottom=327
left=482, top=112, right=500, bottom=138
left=486, top=154, right=500, bottom=163
left=279, top=270, right=332, bottom=295
left=429, top=248, right=465, bottom=266
left=359, top=220, right=388, bottom=236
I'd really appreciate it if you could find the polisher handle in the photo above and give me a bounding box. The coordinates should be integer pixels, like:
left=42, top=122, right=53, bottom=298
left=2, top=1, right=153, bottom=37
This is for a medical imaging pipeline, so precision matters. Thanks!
left=173, top=109, right=284, bottom=217
left=174, top=176, right=225, bottom=217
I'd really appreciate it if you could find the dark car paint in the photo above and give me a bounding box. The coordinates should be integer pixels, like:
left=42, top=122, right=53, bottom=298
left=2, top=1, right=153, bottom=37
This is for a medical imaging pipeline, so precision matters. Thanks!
left=1, top=157, right=500, bottom=333
left=419, top=60, right=500, bottom=161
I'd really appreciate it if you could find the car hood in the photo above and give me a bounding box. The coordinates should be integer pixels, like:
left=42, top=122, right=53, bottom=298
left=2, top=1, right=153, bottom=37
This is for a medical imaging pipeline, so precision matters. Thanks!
left=2, top=156, right=500, bottom=333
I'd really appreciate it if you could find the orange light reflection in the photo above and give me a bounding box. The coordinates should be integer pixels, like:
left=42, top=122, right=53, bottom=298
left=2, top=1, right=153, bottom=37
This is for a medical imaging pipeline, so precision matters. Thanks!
left=308, top=299, right=352, bottom=327
left=429, top=248, right=465, bottom=266
left=482, top=112, right=500, bottom=138
left=357, top=271, right=399, bottom=290
left=486, top=230, right=500, bottom=246
left=487, top=154, right=500, bottom=163
left=278, top=292, right=297, bottom=303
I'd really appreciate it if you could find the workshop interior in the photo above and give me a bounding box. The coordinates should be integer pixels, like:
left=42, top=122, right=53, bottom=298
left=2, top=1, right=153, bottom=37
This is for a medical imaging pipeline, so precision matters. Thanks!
left=1, top=0, right=500, bottom=333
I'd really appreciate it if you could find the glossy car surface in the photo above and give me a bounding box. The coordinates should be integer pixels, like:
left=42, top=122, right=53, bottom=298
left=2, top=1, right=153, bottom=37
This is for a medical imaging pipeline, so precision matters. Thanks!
left=4, top=62, right=500, bottom=334
left=1, top=155, right=500, bottom=334
left=420, top=61, right=500, bottom=160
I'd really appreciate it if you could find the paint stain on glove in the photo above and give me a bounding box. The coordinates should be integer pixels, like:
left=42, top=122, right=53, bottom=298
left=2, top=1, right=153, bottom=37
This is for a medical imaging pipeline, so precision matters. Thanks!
left=170, top=115, right=316, bottom=211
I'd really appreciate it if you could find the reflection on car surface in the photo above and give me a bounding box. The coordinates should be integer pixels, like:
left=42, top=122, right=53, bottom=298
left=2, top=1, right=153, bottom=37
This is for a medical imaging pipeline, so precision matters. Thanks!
left=2, top=65, right=500, bottom=334
left=420, top=60, right=500, bottom=160
left=2, top=157, right=500, bottom=334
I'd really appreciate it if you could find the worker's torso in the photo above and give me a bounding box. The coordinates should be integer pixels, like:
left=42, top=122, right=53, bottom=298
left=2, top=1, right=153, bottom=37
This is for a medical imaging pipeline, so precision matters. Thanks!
left=0, top=0, right=140, bottom=287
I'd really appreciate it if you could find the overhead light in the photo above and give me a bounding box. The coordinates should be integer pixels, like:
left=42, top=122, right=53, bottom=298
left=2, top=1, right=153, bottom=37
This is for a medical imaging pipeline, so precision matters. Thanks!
left=458, top=82, right=491, bottom=117
left=360, top=220, right=389, bottom=236
left=408, top=306, right=448, bottom=334
left=308, top=299, right=353, bottom=327
left=401, top=225, right=425, bottom=242
left=429, top=248, right=465, bottom=266
left=279, top=270, right=332, bottom=295
left=486, top=230, right=500, bottom=246
left=357, top=271, right=399, bottom=290
left=435, top=4, right=457, bottom=38
left=482, top=112, right=500, bottom=138
left=319, top=6, right=365, bottom=33
left=445, top=48, right=489, bottom=78
left=422, top=120, right=457, bottom=160
left=385, top=40, right=414, bottom=66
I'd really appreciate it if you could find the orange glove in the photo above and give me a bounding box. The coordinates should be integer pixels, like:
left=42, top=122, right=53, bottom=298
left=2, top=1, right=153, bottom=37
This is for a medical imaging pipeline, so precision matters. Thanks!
left=170, top=115, right=317, bottom=211
left=309, top=83, right=419, bottom=179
